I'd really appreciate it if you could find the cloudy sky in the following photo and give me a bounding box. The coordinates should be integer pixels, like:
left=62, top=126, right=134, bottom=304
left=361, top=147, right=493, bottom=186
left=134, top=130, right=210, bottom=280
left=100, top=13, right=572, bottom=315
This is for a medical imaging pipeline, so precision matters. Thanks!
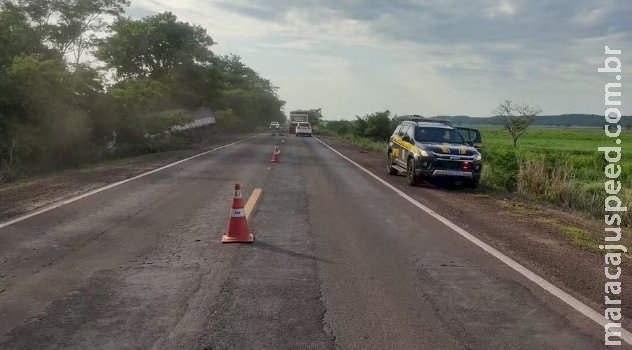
left=127, top=0, right=631, bottom=119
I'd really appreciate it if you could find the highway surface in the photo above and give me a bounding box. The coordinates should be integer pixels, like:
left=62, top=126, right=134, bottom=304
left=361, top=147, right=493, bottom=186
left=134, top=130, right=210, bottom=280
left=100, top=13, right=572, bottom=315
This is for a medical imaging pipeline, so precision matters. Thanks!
left=0, top=134, right=623, bottom=349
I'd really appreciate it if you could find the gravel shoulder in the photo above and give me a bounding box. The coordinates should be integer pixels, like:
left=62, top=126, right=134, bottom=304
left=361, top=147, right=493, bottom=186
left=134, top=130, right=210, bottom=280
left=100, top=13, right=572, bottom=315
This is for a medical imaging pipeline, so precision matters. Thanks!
left=317, top=135, right=632, bottom=326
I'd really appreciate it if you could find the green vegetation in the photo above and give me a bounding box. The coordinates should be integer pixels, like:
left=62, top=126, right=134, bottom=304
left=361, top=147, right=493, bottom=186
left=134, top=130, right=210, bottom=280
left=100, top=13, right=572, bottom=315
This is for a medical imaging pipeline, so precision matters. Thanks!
left=322, top=113, right=630, bottom=228
left=0, top=1, right=285, bottom=182
left=560, top=226, right=600, bottom=251
left=321, top=111, right=396, bottom=142
left=319, top=111, right=394, bottom=152
left=432, top=114, right=632, bottom=128
left=480, top=127, right=631, bottom=227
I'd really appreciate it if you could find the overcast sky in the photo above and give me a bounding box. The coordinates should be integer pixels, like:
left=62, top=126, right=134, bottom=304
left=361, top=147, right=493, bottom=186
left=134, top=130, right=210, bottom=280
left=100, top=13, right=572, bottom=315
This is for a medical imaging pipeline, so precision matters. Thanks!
left=127, top=0, right=631, bottom=119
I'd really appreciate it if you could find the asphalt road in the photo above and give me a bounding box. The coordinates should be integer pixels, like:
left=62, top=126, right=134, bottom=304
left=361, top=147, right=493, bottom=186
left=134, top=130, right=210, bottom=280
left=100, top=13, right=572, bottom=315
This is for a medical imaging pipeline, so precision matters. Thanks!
left=0, top=134, right=620, bottom=349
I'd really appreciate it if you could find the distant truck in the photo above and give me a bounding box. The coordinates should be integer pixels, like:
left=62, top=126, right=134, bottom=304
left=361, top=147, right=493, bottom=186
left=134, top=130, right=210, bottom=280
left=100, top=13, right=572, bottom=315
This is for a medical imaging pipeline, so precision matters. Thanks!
left=289, top=111, right=310, bottom=134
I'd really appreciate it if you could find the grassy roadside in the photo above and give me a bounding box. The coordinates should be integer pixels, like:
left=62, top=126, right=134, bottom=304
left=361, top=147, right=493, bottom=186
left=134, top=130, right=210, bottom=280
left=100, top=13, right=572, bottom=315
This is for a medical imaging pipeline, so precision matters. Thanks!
left=316, top=128, right=631, bottom=229
left=479, top=127, right=631, bottom=228
left=317, top=129, right=387, bottom=153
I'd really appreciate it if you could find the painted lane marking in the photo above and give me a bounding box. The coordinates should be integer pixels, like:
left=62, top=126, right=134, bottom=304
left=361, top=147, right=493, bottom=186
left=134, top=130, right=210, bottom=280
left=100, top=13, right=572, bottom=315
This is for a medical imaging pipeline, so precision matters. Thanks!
left=314, top=136, right=632, bottom=345
left=0, top=136, right=257, bottom=229
left=245, top=188, right=262, bottom=220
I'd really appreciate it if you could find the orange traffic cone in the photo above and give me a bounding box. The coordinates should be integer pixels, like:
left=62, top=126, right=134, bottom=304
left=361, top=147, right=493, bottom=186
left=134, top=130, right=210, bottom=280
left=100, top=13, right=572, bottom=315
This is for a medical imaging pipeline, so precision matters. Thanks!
left=222, top=184, right=254, bottom=243
left=270, top=145, right=281, bottom=163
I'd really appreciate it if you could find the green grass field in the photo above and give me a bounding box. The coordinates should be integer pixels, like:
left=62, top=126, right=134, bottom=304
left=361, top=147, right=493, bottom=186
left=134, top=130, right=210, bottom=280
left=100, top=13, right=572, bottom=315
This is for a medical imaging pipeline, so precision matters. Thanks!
left=479, top=126, right=631, bottom=227
left=480, top=126, right=631, bottom=153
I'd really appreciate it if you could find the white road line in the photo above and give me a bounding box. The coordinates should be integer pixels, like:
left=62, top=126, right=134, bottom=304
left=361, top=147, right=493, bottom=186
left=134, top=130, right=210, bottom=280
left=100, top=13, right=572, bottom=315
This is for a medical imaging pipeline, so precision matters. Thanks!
left=0, top=136, right=256, bottom=229
left=315, top=136, right=632, bottom=345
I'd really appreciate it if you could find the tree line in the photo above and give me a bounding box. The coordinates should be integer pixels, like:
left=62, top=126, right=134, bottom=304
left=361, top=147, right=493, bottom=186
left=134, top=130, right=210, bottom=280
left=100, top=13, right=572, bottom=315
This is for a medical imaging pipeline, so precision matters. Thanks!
left=0, top=0, right=285, bottom=181
left=323, top=111, right=396, bottom=142
left=323, top=101, right=543, bottom=148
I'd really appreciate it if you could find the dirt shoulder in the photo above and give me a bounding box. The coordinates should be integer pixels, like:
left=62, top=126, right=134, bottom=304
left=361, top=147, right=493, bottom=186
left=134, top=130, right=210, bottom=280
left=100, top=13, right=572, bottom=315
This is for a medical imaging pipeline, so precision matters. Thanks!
left=317, top=135, right=632, bottom=325
left=0, top=133, right=254, bottom=222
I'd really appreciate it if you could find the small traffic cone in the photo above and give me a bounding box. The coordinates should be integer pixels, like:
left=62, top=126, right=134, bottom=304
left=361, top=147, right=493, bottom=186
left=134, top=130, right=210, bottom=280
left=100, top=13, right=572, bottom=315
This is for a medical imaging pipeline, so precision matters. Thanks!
left=270, top=145, right=281, bottom=163
left=222, top=184, right=254, bottom=243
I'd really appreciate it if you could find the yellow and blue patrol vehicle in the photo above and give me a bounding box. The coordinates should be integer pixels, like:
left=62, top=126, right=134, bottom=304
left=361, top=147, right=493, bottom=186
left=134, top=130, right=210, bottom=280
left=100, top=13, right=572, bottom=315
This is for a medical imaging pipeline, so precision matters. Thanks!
left=386, top=118, right=483, bottom=187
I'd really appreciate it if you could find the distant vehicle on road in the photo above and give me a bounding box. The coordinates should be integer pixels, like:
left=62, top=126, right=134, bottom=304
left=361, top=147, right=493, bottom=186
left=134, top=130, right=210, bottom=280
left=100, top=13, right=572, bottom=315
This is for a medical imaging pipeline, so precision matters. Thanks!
left=295, top=122, right=313, bottom=137
left=269, top=121, right=280, bottom=129
left=386, top=118, right=483, bottom=187
left=289, top=111, right=309, bottom=134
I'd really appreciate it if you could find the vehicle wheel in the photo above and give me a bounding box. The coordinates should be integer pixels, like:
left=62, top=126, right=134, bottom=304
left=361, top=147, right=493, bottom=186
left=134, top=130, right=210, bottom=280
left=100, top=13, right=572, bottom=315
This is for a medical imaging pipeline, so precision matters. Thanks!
left=406, top=158, right=418, bottom=186
left=387, top=152, right=398, bottom=175
left=470, top=179, right=479, bottom=189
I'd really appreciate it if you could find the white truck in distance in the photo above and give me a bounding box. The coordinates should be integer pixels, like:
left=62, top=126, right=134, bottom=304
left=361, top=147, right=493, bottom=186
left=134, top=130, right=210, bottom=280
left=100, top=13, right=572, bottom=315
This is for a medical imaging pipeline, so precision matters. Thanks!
left=289, top=111, right=309, bottom=134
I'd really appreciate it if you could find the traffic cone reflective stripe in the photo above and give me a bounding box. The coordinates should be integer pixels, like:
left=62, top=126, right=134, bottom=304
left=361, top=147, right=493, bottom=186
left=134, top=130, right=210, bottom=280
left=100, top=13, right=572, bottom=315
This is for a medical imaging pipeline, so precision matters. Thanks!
left=222, top=183, right=254, bottom=243
left=232, top=184, right=245, bottom=209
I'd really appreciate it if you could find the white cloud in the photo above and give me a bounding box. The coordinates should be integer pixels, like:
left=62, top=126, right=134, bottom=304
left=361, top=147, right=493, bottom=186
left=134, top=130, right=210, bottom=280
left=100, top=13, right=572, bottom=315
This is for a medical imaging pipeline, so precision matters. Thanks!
left=486, top=0, right=520, bottom=18
left=126, top=0, right=632, bottom=118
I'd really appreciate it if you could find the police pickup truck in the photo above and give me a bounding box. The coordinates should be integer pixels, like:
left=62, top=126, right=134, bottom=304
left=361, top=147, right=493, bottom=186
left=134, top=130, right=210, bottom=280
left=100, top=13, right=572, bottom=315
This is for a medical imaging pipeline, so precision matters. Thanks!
left=386, top=118, right=483, bottom=187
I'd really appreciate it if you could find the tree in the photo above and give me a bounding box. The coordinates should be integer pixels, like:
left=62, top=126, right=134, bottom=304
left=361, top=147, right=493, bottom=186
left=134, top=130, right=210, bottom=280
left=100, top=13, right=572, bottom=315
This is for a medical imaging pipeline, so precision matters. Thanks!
left=54, top=0, right=129, bottom=66
left=0, top=54, right=90, bottom=169
left=213, top=54, right=285, bottom=126
left=96, top=12, right=215, bottom=79
left=0, top=1, right=56, bottom=68
left=16, top=0, right=63, bottom=44
left=363, top=110, right=392, bottom=141
left=494, top=100, right=542, bottom=148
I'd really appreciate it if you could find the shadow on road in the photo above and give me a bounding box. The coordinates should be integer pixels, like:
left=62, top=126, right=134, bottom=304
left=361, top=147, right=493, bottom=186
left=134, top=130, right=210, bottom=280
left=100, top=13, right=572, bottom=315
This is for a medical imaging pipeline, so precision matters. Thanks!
left=252, top=240, right=332, bottom=264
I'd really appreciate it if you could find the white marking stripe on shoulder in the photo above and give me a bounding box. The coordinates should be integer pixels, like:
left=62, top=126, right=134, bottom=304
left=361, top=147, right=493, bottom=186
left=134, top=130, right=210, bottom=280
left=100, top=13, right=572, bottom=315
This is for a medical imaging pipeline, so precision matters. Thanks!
left=0, top=135, right=257, bottom=229
left=314, top=136, right=632, bottom=345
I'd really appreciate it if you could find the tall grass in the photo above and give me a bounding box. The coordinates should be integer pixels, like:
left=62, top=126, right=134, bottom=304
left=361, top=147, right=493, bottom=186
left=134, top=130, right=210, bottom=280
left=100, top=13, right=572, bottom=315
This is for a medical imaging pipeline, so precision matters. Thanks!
left=347, top=136, right=388, bottom=153
left=481, top=145, right=631, bottom=227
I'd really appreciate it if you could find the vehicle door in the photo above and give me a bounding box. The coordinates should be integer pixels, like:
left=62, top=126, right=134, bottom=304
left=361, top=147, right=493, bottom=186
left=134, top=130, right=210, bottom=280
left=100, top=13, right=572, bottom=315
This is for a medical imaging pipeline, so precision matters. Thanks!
left=393, top=125, right=409, bottom=166
left=400, top=124, right=415, bottom=164
left=390, top=125, right=403, bottom=163
left=456, top=127, right=483, bottom=150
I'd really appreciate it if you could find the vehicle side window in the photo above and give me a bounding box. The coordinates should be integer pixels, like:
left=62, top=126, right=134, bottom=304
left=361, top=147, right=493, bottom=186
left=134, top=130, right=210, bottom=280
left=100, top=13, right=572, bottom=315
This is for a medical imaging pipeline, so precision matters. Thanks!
left=399, top=125, right=409, bottom=138
left=393, top=125, right=402, bottom=137
left=407, top=126, right=415, bottom=140
left=461, top=129, right=473, bottom=142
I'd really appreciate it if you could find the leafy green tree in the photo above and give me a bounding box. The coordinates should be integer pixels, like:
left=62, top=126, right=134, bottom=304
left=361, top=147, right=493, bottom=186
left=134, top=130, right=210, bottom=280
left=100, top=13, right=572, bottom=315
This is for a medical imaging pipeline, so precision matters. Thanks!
left=0, top=4, right=286, bottom=179
left=16, top=0, right=63, bottom=44
left=213, top=54, right=285, bottom=127
left=96, top=12, right=215, bottom=79
left=364, top=110, right=392, bottom=141
left=109, top=78, right=166, bottom=112
left=54, top=0, right=129, bottom=66
left=352, top=116, right=367, bottom=137
left=0, top=54, right=90, bottom=170
left=0, top=1, right=55, bottom=68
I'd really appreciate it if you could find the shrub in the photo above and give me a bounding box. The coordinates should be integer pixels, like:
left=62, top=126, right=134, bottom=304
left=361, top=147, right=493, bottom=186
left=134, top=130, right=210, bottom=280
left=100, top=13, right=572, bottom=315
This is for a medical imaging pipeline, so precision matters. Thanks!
left=480, top=149, right=519, bottom=191
left=517, top=157, right=574, bottom=203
